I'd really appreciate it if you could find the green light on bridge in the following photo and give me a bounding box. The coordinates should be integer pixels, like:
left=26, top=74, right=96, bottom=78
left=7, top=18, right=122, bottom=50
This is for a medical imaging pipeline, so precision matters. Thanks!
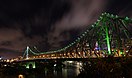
left=105, top=25, right=111, bottom=55
left=26, top=62, right=36, bottom=69
left=120, top=51, right=123, bottom=55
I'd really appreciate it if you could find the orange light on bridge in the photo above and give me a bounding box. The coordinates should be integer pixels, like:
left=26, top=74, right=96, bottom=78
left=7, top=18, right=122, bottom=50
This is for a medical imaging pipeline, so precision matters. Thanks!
left=43, top=55, right=45, bottom=57
left=10, top=59, right=14, bottom=62
left=51, top=54, right=55, bottom=57
left=6, top=59, right=10, bottom=62
left=111, top=49, right=114, bottom=51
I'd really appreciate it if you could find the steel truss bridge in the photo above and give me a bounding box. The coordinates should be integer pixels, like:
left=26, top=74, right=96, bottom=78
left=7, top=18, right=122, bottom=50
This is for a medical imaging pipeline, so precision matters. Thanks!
left=22, top=12, right=132, bottom=60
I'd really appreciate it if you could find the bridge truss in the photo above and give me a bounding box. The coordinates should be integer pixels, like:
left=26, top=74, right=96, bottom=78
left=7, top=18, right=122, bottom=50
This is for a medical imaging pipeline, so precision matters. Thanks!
left=23, top=13, right=132, bottom=59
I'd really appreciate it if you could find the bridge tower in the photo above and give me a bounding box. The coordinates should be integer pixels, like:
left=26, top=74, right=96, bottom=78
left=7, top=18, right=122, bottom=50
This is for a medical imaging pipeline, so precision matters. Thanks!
left=26, top=46, right=29, bottom=59
left=23, top=46, right=30, bottom=59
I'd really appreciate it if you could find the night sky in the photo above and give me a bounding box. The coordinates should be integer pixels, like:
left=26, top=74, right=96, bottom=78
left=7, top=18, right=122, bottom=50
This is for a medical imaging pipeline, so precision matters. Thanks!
left=0, top=0, right=132, bottom=59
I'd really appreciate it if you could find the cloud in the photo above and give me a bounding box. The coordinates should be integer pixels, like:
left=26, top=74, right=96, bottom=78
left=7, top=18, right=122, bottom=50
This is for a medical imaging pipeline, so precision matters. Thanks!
left=0, top=28, right=44, bottom=51
left=119, top=4, right=132, bottom=17
left=0, top=48, right=22, bottom=59
left=46, top=0, right=107, bottom=50
left=54, top=0, right=107, bottom=30
left=0, top=0, right=71, bottom=53
left=0, top=0, right=132, bottom=58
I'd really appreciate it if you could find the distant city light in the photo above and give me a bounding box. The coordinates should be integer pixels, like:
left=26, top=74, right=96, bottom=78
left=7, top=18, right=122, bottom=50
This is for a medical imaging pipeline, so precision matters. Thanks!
left=4, top=64, right=7, bottom=67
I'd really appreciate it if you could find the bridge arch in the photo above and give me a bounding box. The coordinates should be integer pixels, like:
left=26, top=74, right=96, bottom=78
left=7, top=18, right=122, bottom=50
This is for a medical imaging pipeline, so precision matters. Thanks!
left=26, top=61, right=36, bottom=69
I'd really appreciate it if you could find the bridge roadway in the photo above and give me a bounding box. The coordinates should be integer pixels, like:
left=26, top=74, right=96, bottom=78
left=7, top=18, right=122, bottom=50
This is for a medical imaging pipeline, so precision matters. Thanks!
left=15, top=56, right=132, bottom=63
left=10, top=56, right=132, bottom=70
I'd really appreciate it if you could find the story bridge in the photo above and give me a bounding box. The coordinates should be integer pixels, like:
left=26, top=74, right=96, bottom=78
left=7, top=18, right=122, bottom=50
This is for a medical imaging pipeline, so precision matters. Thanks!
left=3, top=13, right=132, bottom=64
left=2, top=12, right=132, bottom=69
left=21, top=12, right=132, bottom=60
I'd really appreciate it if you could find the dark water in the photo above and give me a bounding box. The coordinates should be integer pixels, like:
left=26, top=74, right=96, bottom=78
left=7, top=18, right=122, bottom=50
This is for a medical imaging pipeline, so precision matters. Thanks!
left=0, top=66, right=80, bottom=78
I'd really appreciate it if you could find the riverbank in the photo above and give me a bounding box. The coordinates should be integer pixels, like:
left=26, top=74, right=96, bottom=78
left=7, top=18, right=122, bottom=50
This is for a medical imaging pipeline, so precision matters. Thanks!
left=77, top=57, right=132, bottom=78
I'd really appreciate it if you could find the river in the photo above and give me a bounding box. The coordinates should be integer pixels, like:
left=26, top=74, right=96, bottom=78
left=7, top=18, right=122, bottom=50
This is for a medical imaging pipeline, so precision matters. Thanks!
left=0, top=61, right=81, bottom=78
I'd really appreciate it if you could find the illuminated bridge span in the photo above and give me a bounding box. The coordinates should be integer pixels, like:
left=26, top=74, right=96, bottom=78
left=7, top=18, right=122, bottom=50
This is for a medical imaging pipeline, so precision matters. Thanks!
left=23, top=13, right=132, bottom=60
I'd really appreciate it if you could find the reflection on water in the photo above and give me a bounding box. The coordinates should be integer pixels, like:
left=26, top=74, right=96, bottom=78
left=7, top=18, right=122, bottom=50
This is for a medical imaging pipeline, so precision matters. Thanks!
left=0, top=68, right=79, bottom=78
left=0, top=62, right=81, bottom=78
left=18, top=74, right=24, bottom=78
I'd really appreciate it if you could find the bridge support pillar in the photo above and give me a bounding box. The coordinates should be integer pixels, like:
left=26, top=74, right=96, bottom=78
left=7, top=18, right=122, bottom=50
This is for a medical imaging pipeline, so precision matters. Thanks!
left=26, top=61, right=36, bottom=69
